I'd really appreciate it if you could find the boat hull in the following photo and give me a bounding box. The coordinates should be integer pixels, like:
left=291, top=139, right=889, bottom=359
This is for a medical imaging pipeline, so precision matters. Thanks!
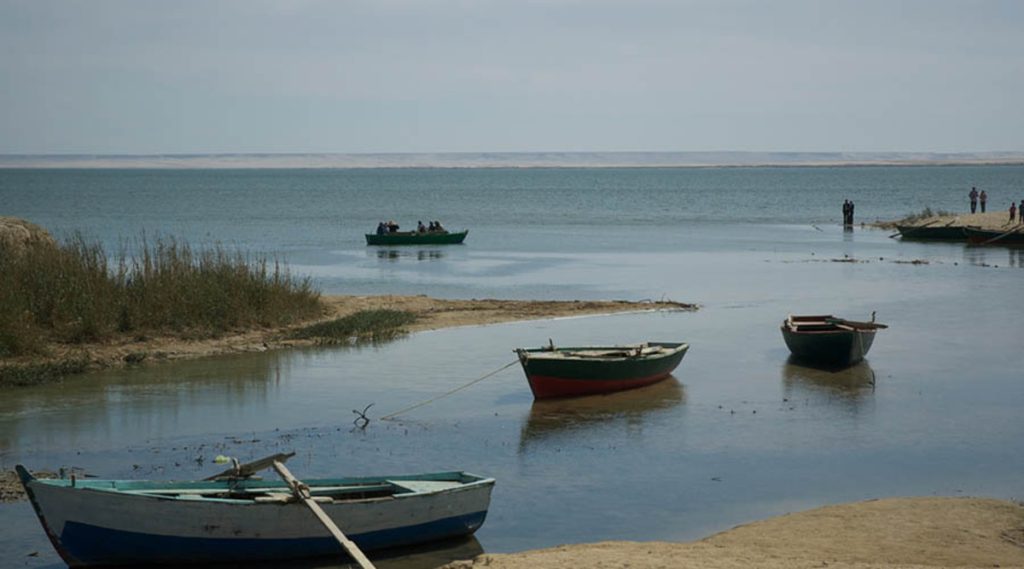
left=18, top=468, right=493, bottom=567
left=517, top=342, right=688, bottom=399
left=963, top=226, right=1024, bottom=245
left=895, top=224, right=966, bottom=241
left=781, top=324, right=876, bottom=367
left=365, top=230, right=468, bottom=245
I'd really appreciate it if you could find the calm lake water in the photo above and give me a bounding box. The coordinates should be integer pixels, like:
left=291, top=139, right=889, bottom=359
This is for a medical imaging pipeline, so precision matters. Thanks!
left=1, top=166, right=1023, bottom=568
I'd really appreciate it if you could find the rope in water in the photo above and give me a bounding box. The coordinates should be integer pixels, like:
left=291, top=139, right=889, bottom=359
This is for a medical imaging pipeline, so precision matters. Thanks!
left=380, top=360, right=519, bottom=421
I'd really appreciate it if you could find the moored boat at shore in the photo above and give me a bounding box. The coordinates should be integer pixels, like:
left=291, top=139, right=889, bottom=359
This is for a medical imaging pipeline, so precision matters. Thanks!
left=781, top=314, right=886, bottom=367
left=365, top=230, right=469, bottom=245
left=17, top=456, right=494, bottom=567
left=515, top=341, right=689, bottom=399
left=963, top=226, right=1024, bottom=245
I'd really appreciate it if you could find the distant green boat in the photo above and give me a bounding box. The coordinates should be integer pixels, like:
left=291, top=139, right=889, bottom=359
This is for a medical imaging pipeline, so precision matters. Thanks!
left=365, top=230, right=469, bottom=246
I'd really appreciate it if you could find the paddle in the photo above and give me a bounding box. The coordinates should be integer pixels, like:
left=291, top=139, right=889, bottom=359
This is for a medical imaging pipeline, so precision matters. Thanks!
left=272, top=460, right=378, bottom=569
left=204, top=451, right=296, bottom=480
left=980, top=227, right=1023, bottom=245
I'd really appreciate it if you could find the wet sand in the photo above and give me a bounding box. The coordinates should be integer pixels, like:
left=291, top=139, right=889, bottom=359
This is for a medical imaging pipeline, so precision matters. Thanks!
left=444, top=497, right=1024, bottom=569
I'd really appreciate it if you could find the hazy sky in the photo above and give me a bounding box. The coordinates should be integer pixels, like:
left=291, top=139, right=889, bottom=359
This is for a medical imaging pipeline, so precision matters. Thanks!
left=1, top=0, right=1022, bottom=154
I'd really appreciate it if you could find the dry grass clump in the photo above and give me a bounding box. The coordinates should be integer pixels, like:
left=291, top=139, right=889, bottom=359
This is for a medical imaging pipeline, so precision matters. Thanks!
left=0, top=233, right=322, bottom=358
left=287, top=309, right=418, bottom=345
left=900, top=207, right=954, bottom=223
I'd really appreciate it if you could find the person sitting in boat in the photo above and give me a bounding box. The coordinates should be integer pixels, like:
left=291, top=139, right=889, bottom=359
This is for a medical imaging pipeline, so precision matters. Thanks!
left=387, top=220, right=400, bottom=233
left=417, top=220, right=426, bottom=233
left=376, top=221, right=386, bottom=236
left=433, top=220, right=445, bottom=232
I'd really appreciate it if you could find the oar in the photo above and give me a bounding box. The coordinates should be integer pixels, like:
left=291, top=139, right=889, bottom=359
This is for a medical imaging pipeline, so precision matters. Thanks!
left=980, top=227, right=1024, bottom=245
left=204, top=451, right=296, bottom=480
left=272, top=460, right=378, bottom=569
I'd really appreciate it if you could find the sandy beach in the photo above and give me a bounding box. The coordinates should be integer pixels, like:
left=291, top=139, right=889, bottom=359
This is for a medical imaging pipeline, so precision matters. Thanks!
left=442, top=497, right=1024, bottom=569
left=873, top=210, right=1022, bottom=231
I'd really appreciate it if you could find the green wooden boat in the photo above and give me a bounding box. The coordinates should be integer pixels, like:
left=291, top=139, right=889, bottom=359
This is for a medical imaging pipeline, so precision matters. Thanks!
left=515, top=341, right=689, bottom=399
left=365, top=230, right=468, bottom=246
left=895, top=223, right=966, bottom=241
left=781, top=314, right=887, bottom=367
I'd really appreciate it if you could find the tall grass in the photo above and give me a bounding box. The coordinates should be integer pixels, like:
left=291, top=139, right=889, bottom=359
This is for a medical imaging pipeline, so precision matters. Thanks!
left=0, top=234, right=322, bottom=358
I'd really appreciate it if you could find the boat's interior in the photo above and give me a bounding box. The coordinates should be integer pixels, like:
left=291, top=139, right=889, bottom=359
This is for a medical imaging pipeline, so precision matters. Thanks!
left=87, top=478, right=470, bottom=504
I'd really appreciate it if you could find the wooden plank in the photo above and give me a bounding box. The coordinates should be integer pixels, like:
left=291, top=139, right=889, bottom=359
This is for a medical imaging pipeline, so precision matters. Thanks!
left=272, top=461, right=378, bottom=569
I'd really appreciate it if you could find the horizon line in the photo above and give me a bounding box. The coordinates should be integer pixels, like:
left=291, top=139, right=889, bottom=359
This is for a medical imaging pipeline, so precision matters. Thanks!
left=2, top=150, right=1023, bottom=170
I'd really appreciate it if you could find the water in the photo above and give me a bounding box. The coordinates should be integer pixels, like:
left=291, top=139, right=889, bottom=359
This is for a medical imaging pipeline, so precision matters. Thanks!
left=1, top=166, right=1023, bottom=568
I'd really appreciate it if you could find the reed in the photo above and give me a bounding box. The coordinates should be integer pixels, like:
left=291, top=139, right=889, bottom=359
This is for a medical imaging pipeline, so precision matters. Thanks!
left=0, top=234, right=322, bottom=358
left=287, top=309, right=418, bottom=345
left=901, top=207, right=954, bottom=223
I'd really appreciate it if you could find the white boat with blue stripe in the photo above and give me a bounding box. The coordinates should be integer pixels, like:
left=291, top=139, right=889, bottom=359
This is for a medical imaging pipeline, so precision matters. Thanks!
left=16, top=455, right=494, bottom=567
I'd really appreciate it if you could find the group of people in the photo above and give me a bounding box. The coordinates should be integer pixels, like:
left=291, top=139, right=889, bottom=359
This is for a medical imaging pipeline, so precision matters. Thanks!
left=968, top=187, right=989, bottom=213
left=374, top=220, right=447, bottom=235
left=1009, top=200, right=1024, bottom=223
left=416, top=220, right=446, bottom=233
left=969, top=187, right=1024, bottom=224
left=841, top=199, right=856, bottom=226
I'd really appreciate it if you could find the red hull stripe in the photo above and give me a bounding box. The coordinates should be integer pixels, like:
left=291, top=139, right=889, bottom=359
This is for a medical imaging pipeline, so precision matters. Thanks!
left=527, top=372, right=672, bottom=399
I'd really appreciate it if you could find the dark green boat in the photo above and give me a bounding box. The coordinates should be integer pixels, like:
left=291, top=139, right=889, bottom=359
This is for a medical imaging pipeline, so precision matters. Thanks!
left=781, top=314, right=887, bottom=367
left=365, top=230, right=469, bottom=246
left=895, top=223, right=965, bottom=241
left=515, top=341, right=689, bottom=399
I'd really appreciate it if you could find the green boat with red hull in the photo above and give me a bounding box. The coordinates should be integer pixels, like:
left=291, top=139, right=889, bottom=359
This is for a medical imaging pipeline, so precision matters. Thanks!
left=781, top=314, right=887, bottom=367
left=515, top=341, right=689, bottom=399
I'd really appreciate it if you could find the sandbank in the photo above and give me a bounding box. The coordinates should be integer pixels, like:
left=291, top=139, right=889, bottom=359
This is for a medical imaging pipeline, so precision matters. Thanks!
left=0, top=295, right=695, bottom=385
left=873, top=211, right=1021, bottom=232
left=444, top=497, right=1024, bottom=569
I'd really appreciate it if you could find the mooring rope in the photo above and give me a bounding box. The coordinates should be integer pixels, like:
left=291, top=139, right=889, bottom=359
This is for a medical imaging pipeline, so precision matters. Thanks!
left=380, top=360, right=519, bottom=421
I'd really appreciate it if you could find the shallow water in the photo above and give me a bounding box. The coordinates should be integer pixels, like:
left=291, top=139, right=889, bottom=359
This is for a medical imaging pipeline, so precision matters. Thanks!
left=1, top=167, right=1022, bottom=567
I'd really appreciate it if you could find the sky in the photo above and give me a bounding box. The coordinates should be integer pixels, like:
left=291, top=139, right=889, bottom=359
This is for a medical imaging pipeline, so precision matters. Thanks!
left=1, top=0, right=1022, bottom=155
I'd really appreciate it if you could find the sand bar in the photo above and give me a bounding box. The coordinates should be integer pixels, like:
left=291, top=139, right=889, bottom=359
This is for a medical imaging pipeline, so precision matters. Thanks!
left=0, top=295, right=696, bottom=382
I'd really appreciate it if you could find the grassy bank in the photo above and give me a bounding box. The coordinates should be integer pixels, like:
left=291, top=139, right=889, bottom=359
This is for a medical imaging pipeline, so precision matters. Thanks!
left=0, top=234, right=323, bottom=359
left=287, top=309, right=419, bottom=345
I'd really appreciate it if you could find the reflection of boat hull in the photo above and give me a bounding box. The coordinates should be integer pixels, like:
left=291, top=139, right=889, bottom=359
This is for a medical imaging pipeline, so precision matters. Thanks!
left=782, top=359, right=876, bottom=393
left=963, top=226, right=1024, bottom=245
left=781, top=315, right=883, bottom=367
left=365, top=230, right=468, bottom=245
left=17, top=467, right=493, bottom=567
left=521, top=378, right=685, bottom=444
left=516, top=342, right=688, bottom=399
left=895, top=224, right=965, bottom=240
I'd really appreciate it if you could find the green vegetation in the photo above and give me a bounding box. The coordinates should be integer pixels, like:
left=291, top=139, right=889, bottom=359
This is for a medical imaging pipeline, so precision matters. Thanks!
left=0, top=359, right=90, bottom=388
left=287, top=309, right=418, bottom=345
left=0, top=234, right=322, bottom=359
left=901, top=207, right=954, bottom=223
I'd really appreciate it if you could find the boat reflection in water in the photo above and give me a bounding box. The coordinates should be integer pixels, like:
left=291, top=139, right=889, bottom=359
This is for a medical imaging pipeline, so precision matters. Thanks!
left=374, top=248, right=445, bottom=262
left=519, top=378, right=685, bottom=451
left=781, top=358, right=876, bottom=408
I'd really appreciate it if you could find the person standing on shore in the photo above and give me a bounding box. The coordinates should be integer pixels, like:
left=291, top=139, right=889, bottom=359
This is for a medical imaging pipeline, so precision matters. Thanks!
left=849, top=200, right=855, bottom=225
left=979, top=190, right=987, bottom=213
left=1010, top=202, right=1017, bottom=223
left=1020, top=200, right=1024, bottom=224
left=969, top=187, right=979, bottom=213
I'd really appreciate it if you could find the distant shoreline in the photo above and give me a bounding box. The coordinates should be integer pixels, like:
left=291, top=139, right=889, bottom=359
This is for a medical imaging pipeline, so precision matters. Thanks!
left=2, top=151, right=1023, bottom=170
